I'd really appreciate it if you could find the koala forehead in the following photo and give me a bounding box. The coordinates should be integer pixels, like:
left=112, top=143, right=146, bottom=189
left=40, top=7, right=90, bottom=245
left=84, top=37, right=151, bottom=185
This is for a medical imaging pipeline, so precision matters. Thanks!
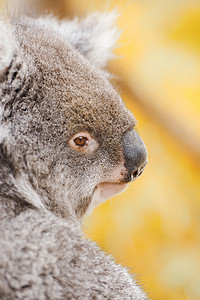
left=13, top=17, right=135, bottom=145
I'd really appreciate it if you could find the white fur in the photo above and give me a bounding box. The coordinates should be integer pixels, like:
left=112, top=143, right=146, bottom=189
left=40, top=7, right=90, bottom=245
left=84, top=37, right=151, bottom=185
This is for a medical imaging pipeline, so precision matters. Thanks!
left=0, top=114, right=44, bottom=211
left=0, top=21, right=15, bottom=74
left=0, top=105, right=10, bottom=144
left=14, top=175, right=46, bottom=209
left=0, top=125, right=9, bottom=144
left=86, top=186, right=101, bottom=215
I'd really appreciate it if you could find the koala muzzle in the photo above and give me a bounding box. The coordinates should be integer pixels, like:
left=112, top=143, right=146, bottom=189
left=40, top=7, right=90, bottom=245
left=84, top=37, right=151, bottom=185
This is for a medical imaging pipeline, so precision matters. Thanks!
left=123, top=129, right=147, bottom=182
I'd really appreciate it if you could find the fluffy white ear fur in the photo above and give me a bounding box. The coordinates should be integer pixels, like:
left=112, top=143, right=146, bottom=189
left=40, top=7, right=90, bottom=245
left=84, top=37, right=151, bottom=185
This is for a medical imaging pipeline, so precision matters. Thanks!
left=38, top=12, right=120, bottom=68
left=0, top=21, right=15, bottom=75
left=62, top=12, right=120, bottom=68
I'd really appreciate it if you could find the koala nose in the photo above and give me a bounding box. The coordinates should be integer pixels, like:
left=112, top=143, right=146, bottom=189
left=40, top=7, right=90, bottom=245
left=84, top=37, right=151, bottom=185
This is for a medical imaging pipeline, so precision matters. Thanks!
left=123, top=129, right=147, bottom=182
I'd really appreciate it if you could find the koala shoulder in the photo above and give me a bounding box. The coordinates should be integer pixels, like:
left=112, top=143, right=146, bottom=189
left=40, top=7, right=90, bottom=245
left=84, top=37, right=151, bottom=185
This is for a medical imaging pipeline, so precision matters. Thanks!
left=0, top=209, right=147, bottom=299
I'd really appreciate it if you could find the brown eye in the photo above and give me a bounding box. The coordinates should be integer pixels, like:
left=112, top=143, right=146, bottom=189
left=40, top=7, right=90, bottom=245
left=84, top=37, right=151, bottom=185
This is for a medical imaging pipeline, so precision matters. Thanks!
left=68, top=131, right=98, bottom=154
left=74, top=136, right=88, bottom=147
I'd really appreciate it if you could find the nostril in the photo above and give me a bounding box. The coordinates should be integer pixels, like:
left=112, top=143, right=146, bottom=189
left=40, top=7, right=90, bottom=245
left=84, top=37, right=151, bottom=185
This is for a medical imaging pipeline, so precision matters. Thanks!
left=131, top=170, right=138, bottom=181
left=133, top=170, right=138, bottom=177
left=130, top=169, right=139, bottom=182
left=138, top=168, right=144, bottom=177
left=130, top=166, right=145, bottom=182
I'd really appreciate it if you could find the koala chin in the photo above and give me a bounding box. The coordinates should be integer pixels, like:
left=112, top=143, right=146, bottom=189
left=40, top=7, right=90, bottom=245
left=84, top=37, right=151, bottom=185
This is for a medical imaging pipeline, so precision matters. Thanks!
left=0, top=6, right=148, bottom=300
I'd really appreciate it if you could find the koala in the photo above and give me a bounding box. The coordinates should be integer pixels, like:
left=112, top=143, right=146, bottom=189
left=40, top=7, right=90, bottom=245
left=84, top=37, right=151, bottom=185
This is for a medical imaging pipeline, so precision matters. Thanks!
left=0, top=6, right=148, bottom=300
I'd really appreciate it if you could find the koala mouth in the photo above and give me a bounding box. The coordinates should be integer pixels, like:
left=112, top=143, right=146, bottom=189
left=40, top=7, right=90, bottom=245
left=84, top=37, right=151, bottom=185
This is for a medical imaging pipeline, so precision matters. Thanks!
left=87, top=182, right=128, bottom=214
left=98, top=182, right=128, bottom=200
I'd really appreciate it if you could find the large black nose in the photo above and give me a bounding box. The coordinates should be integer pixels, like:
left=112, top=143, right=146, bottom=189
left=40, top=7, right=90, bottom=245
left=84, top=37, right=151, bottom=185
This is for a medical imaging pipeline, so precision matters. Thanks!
left=123, top=129, right=147, bottom=182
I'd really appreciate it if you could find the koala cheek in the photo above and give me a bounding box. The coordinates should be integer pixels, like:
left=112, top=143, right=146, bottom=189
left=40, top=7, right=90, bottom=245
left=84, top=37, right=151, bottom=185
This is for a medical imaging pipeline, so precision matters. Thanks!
left=102, top=159, right=126, bottom=183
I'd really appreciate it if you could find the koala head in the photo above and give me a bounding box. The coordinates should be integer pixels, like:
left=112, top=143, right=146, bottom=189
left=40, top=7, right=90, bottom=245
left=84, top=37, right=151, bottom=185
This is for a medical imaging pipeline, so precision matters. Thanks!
left=0, top=12, right=147, bottom=220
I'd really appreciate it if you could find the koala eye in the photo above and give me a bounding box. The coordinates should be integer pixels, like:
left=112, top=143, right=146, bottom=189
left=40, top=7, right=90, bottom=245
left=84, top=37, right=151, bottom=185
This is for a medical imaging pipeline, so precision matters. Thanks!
left=74, top=137, right=88, bottom=147
left=68, top=132, right=98, bottom=154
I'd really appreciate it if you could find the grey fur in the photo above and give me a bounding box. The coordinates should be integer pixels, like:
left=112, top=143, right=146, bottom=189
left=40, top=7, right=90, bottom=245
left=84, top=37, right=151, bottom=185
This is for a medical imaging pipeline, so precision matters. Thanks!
left=0, top=10, right=148, bottom=300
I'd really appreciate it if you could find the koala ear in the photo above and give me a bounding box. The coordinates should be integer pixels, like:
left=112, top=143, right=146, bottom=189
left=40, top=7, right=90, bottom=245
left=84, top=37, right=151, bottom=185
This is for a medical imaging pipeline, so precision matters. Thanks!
left=0, top=21, right=16, bottom=76
left=61, top=12, right=120, bottom=68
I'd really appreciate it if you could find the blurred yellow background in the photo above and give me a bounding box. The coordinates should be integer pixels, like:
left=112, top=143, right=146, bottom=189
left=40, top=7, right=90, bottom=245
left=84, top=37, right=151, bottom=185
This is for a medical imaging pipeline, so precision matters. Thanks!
left=1, top=0, right=200, bottom=299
